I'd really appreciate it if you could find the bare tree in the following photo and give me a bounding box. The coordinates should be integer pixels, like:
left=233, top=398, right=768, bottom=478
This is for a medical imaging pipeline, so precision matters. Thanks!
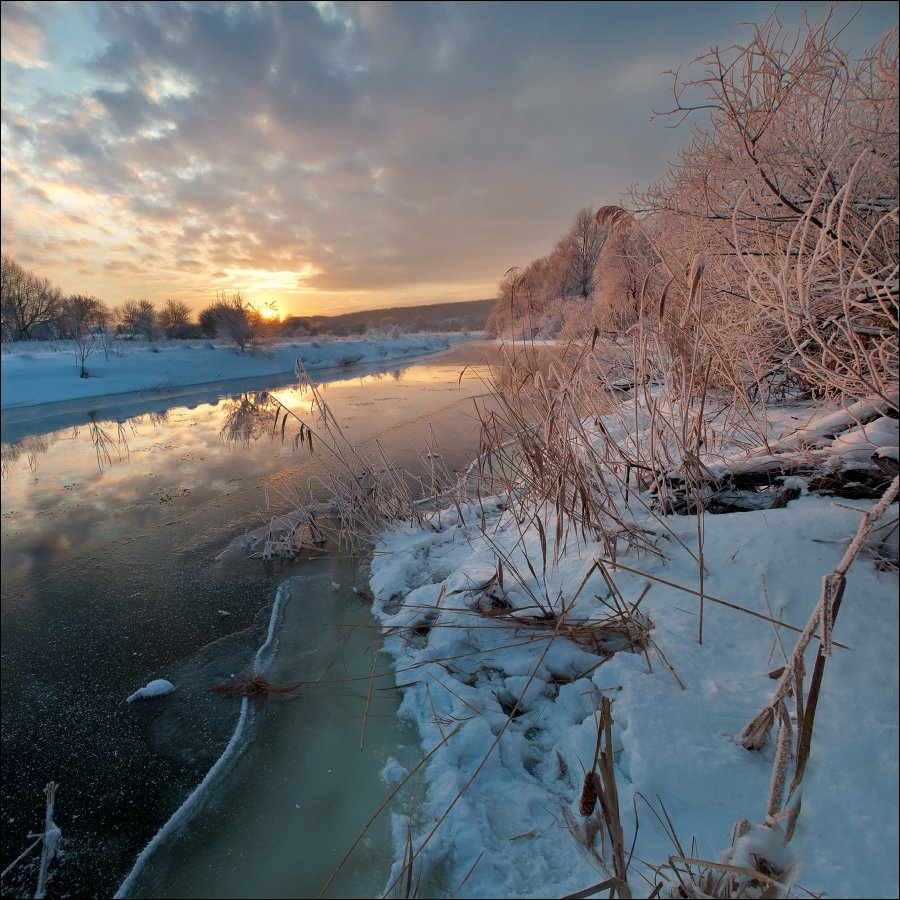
left=118, top=299, right=159, bottom=341
left=558, top=206, right=606, bottom=301
left=158, top=299, right=192, bottom=338
left=206, top=292, right=263, bottom=351
left=1, top=255, right=63, bottom=340
left=61, top=294, right=106, bottom=377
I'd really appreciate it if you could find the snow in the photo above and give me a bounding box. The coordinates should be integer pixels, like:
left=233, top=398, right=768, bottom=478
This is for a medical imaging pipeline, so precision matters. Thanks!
left=380, top=758, right=409, bottom=785
left=126, top=679, right=175, bottom=703
left=43, top=823, right=62, bottom=861
left=368, top=397, right=899, bottom=898
left=0, top=335, right=454, bottom=410
left=700, top=393, right=898, bottom=481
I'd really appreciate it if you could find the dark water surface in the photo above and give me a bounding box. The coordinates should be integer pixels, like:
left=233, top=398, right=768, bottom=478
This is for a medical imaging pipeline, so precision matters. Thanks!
left=0, top=341, right=499, bottom=898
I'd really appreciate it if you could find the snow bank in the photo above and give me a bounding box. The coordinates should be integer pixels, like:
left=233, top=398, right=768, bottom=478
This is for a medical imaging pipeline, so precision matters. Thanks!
left=368, top=399, right=899, bottom=898
left=0, top=335, right=454, bottom=410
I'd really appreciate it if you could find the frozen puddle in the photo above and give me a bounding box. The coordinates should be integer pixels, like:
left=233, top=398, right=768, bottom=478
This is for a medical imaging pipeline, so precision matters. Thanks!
left=118, top=562, right=420, bottom=899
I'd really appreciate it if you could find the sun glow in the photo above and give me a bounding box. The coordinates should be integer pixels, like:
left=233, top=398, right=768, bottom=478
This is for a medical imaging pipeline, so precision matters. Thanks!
left=222, top=266, right=319, bottom=295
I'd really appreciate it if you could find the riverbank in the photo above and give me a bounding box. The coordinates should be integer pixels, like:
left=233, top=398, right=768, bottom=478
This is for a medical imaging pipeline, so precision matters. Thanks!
left=0, top=334, right=457, bottom=410
left=368, top=389, right=899, bottom=897
left=1, top=342, right=499, bottom=899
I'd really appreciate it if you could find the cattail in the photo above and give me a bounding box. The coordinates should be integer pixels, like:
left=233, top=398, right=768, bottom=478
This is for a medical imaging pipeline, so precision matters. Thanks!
left=594, top=205, right=632, bottom=239
left=679, top=255, right=706, bottom=325
left=658, top=276, right=674, bottom=321
left=579, top=771, right=601, bottom=816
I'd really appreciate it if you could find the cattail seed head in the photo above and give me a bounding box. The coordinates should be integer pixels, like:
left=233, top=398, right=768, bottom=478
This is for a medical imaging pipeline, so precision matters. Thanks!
left=579, top=771, right=601, bottom=816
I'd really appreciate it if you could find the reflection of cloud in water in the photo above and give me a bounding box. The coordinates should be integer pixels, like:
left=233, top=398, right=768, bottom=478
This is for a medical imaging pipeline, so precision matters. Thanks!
left=11, top=532, right=71, bottom=578
left=2, top=349, right=500, bottom=575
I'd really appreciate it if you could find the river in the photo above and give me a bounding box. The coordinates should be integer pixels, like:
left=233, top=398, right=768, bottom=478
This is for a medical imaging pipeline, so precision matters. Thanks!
left=0, top=340, right=500, bottom=899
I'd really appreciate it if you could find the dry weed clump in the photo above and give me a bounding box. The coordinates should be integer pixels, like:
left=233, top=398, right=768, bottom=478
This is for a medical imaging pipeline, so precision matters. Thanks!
left=211, top=672, right=303, bottom=710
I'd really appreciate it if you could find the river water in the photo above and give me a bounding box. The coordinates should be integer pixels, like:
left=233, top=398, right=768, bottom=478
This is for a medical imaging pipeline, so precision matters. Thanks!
left=0, top=341, right=500, bottom=899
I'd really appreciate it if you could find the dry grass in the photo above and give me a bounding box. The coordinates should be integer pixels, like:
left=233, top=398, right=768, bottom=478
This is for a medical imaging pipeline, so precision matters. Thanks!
left=211, top=672, right=304, bottom=710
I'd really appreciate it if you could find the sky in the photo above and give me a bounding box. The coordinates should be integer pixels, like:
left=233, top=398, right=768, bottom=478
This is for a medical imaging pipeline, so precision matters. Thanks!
left=1, top=1, right=896, bottom=317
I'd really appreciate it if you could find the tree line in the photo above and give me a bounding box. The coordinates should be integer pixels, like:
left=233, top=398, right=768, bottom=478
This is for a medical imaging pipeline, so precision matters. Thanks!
left=1, top=254, right=496, bottom=349
left=491, top=11, right=898, bottom=408
left=0, top=255, right=282, bottom=348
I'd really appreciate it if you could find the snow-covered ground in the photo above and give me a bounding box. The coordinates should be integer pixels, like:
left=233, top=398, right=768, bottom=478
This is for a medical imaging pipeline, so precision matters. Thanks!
left=368, top=395, right=899, bottom=898
left=0, top=335, right=455, bottom=410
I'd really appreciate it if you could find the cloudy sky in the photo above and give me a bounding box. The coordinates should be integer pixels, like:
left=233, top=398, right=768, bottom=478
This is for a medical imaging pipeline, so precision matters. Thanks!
left=1, top=1, right=895, bottom=316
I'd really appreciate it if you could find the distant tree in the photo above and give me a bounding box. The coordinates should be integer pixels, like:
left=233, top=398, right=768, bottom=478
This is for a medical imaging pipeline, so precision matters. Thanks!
left=281, top=315, right=316, bottom=337
left=204, top=292, right=263, bottom=351
left=198, top=305, right=218, bottom=337
left=60, top=293, right=107, bottom=337
left=592, top=221, right=656, bottom=331
left=1, top=254, right=64, bottom=340
left=118, top=299, right=159, bottom=341
left=62, top=293, right=106, bottom=377
left=159, top=299, right=192, bottom=338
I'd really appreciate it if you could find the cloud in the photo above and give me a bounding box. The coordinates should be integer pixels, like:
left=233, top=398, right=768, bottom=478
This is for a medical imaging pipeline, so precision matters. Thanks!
left=2, top=1, right=897, bottom=312
left=0, top=1, right=47, bottom=68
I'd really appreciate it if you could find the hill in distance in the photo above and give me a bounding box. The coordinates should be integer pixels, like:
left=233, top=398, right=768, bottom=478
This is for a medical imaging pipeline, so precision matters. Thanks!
left=282, top=298, right=495, bottom=336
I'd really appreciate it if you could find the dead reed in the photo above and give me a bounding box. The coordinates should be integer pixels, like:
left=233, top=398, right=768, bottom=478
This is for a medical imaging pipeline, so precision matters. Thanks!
left=211, top=672, right=304, bottom=710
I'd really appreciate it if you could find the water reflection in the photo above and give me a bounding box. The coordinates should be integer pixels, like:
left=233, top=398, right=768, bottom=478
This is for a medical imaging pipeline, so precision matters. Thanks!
left=0, top=359, right=492, bottom=569
left=0, top=342, right=501, bottom=898
left=219, top=392, right=283, bottom=449
left=83, top=412, right=133, bottom=470
left=0, top=369, right=414, bottom=481
left=147, top=410, right=170, bottom=427
left=1, top=433, right=58, bottom=479
left=2, top=416, right=143, bottom=480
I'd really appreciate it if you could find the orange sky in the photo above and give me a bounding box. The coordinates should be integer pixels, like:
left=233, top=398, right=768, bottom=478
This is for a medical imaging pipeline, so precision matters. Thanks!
left=1, top=1, right=894, bottom=316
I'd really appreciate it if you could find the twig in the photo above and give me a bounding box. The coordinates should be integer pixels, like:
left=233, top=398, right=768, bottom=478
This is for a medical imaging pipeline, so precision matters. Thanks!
left=34, top=781, right=59, bottom=900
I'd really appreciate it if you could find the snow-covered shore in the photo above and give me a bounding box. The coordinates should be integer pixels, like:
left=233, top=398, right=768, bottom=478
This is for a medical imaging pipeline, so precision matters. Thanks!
left=0, top=335, right=455, bottom=410
left=368, top=395, right=899, bottom=898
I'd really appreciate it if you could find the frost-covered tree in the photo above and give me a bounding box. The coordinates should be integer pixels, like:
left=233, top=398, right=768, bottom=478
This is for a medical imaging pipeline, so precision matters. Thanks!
left=558, top=206, right=606, bottom=301
left=118, top=300, right=159, bottom=341
left=490, top=207, right=608, bottom=337
left=205, top=292, right=263, bottom=351
left=1, top=255, right=63, bottom=340
left=592, top=221, right=656, bottom=331
left=62, top=294, right=107, bottom=376
left=158, top=299, right=192, bottom=338
left=632, top=11, right=898, bottom=404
